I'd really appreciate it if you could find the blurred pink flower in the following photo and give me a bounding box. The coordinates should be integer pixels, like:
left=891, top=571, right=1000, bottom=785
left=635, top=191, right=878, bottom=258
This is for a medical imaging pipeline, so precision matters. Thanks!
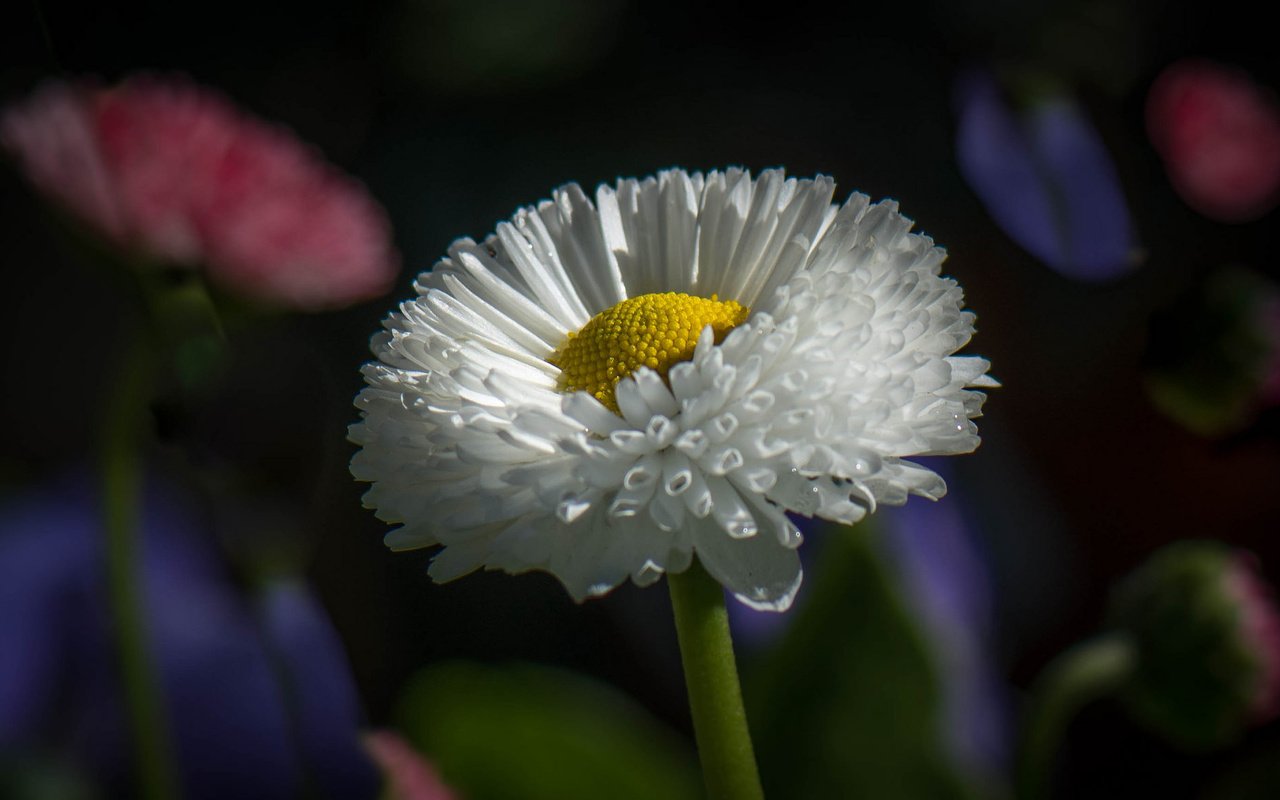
left=364, top=731, right=459, bottom=800
left=1146, top=60, right=1280, bottom=222
left=1226, top=554, right=1280, bottom=721
left=2, top=76, right=398, bottom=310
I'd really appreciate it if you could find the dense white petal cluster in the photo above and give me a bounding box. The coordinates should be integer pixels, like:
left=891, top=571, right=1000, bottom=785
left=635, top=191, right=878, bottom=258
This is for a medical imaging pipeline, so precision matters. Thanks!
left=350, top=168, right=995, bottom=610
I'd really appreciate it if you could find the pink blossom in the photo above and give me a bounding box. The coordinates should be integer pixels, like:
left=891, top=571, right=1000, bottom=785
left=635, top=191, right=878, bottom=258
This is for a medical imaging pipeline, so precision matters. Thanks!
left=1146, top=60, right=1280, bottom=222
left=2, top=76, right=398, bottom=310
left=1, top=82, right=126, bottom=241
left=1225, top=554, right=1280, bottom=721
left=363, top=731, right=459, bottom=800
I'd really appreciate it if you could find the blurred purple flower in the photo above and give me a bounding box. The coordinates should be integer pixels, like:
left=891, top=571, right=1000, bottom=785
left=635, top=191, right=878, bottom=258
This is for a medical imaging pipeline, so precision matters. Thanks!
left=877, top=462, right=1009, bottom=786
left=257, top=580, right=380, bottom=797
left=0, top=472, right=377, bottom=799
left=955, top=70, right=1138, bottom=281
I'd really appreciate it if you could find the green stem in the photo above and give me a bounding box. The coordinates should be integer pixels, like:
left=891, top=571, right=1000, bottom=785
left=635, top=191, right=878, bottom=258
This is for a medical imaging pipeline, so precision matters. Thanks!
left=31, top=0, right=60, bottom=70
left=101, top=334, right=180, bottom=800
left=1017, top=634, right=1135, bottom=800
left=668, top=560, right=765, bottom=800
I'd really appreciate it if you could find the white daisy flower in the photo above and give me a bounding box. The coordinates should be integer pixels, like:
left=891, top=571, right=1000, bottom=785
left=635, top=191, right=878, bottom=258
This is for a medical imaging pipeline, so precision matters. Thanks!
left=350, top=168, right=995, bottom=611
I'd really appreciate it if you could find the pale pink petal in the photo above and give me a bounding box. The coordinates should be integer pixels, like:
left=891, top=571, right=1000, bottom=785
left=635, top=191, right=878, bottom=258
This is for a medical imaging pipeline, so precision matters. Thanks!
left=1, top=81, right=126, bottom=241
left=1226, top=554, right=1280, bottom=721
left=363, top=731, right=460, bottom=800
left=93, top=78, right=233, bottom=264
left=191, top=117, right=398, bottom=308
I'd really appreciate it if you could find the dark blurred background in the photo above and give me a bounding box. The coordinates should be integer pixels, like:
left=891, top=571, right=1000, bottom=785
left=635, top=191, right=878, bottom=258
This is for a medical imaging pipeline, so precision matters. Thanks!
left=3, top=1, right=1279, bottom=797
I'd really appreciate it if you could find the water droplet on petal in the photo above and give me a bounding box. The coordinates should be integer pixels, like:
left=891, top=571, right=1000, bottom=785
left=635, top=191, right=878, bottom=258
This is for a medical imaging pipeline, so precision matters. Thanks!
left=728, top=520, right=758, bottom=538
left=557, top=496, right=591, bottom=523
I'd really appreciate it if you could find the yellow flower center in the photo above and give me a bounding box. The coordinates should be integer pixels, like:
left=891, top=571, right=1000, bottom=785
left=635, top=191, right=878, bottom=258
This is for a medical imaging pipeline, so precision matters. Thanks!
left=550, top=292, right=750, bottom=412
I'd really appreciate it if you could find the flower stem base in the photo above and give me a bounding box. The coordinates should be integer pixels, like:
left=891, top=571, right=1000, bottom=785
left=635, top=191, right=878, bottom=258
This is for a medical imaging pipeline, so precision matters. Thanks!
left=1017, top=634, right=1135, bottom=800
left=102, top=333, right=178, bottom=800
left=668, top=559, right=765, bottom=800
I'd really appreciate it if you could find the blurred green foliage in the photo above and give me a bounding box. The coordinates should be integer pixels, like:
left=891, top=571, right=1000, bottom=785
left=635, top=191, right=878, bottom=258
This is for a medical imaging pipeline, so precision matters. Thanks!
left=394, top=661, right=701, bottom=800
left=1145, top=268, right=1279, bottom=438
left=0, top=755, right=98, bottom=800
left=747, top=521, right=978, bottom=800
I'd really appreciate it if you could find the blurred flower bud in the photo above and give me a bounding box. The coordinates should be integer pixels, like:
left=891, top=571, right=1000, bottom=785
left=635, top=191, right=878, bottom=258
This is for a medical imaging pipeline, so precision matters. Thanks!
left=1147, top=59, right=1280, bottom=223
left=1144, top=267, right=1280, bottom=437
left=1109, top=541, right=1280, bottom=748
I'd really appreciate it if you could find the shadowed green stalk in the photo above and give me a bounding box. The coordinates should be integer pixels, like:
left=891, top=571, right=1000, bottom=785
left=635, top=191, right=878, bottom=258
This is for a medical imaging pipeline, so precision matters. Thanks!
left=1017, top=634, right=1135, bottom=800
left=668, top=560, right=765, bottom=800
left=101, top=331, right=179, bottom=800
left=31, top=0, right=60, bottom=70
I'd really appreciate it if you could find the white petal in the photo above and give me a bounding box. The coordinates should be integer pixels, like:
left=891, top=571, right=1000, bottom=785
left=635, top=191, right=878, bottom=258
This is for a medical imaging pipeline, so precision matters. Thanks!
left=688, top=517, right=803, bottom=612
left=351, top=168, right=992, bottom=609
left=540, top=183, right=626, bottom=312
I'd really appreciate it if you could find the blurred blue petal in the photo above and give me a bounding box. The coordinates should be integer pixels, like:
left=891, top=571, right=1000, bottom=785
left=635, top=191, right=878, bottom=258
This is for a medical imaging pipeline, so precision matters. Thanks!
left=0, top=477, right=94, bottom=747
left=955, top=71, right=1137, bottom=281
left=878, top=462, right=1010, bottom=786
left=0, top=472, right=376, bottom=799
left=150, top=569, right=299, bottom=799
left=258, top=580, right=379, bottom=798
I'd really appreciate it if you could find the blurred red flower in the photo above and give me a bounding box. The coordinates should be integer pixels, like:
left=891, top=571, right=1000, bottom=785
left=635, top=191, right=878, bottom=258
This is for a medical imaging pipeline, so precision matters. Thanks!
left=3, top=76, right=398, bottom=310
left=1147, top=60, right=1280, bottom=222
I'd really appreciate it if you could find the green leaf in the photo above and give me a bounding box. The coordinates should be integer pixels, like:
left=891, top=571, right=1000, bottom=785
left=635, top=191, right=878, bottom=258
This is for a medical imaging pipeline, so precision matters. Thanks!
left=394, top=661, right=702, bottom=800
left=0, top=754, right=100, bottom=800
left=747, top=520, right=980, bottom=800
